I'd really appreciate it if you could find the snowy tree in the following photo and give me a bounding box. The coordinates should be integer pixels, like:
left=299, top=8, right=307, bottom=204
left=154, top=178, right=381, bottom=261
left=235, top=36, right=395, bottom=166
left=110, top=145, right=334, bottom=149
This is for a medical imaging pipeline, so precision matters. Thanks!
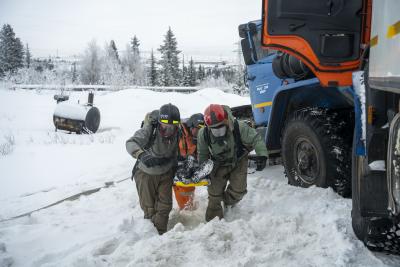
left=71, top=62, right=78, bottom=83
left=222, top=67, right=236, bottom=84
left=187, top=57, right=196, bottom=86
left=181, top=56, right=189, bottom=86
left=33, top=58, right=54, bottom=73
left=108, top=40, right=120, bottom=64
left=158, top=27, right=181, bottom=86
left=80, top=39, right=101, bottom=84
left=0, top=24, right=24, bottom=77
left=212, top=65, right=221, bottom=79
left=101, top=40, right=125, bottom=87
left=197, top=65, right=205, bottom=82
left=148, top=49, right=158, bottom=86
left=122, top=35, right=145, bottom=85
left=131, top=36, right=140, bottom=60
left=25, top=43, right=31, bottom=69
left=233, top=66, right=248, bottom=95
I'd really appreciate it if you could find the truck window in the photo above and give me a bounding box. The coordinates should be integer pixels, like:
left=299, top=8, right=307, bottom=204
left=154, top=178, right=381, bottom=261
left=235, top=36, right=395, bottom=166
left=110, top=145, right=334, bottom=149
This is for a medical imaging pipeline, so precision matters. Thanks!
left=253, top=31, right=274, bottom=60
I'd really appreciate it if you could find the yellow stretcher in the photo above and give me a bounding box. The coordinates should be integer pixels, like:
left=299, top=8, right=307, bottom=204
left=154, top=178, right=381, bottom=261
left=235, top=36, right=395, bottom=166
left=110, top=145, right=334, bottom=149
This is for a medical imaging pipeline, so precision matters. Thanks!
left=174, top=180, right=210, bottom=187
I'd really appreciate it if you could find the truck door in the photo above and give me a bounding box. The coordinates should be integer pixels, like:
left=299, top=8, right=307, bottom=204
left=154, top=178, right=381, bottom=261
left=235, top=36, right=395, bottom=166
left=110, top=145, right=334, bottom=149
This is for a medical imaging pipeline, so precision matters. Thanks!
left=247, top=55, right=283, bottom=126
left=240, top=22, right=283, bottom=126
left=262, top=0, right=369, bottom=86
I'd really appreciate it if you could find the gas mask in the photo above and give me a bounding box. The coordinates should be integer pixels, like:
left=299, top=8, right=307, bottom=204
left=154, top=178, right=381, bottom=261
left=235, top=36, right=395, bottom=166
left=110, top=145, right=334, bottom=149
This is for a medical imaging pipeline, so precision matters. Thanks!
left=210, top=124, right=227, bottom=145
left=159, top=123, right=178, bottom=138
left=210, top=124, right=227, bottom=137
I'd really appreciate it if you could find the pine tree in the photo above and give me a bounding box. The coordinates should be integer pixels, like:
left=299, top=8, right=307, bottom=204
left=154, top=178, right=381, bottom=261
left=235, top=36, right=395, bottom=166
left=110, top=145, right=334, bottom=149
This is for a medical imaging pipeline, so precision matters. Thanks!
left=71, top=62, right=77, bottom=83
left=123, top=35, right=145, bottom=85
left=212, top=65, right=222, bottom=80
left=181, top=55, right=189, bottom=86
left=233, top=66, right=248, bottom=95
left=131, top=36, right=140, bottom=59
left=0, top=24, right=24, bottom=76
left=187, top=57, right=197, bottom=86
left=206, top=68, right=212, bottom=78
left=197, top=65, right=205, bottom=81
left=158, top=27, right=181, bottom=86
left=149, top=49, right=158, bottom=86
left=25, top=43, right=31, bottom=68
left=109, top=40, right=120, bottom=64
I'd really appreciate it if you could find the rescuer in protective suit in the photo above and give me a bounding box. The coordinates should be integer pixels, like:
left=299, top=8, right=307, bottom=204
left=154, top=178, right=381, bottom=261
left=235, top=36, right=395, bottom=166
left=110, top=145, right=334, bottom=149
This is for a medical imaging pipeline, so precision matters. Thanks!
left=174, top=113, right=205, bottom=210
left=197, top=104, right=268, bottom=221
left=126, top=103, right=180, bottom=235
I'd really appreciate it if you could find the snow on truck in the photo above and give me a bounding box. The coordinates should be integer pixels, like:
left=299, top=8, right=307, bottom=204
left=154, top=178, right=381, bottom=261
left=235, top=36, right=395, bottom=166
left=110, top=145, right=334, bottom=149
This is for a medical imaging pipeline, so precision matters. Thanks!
left=239, top=0, right=400, bottom=253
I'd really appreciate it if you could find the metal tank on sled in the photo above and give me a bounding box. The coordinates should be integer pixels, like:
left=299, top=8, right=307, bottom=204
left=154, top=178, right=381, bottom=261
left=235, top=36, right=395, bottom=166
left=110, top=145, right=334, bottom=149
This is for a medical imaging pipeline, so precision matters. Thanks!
left=53, top=92, right=100, bottom=134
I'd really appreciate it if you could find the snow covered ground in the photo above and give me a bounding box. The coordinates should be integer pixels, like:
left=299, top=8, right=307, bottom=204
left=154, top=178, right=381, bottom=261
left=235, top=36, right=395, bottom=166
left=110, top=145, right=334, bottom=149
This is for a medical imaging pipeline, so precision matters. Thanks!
left=0, top=88, right=400, bottom=267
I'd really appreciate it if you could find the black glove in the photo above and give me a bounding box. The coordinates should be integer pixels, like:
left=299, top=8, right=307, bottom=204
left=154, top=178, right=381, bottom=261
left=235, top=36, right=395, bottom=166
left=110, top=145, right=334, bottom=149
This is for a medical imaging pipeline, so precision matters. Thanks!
left=176, top=166, right=191, bottom=180
left=176, top=156, right=196, bottom=180
left=255, top=156, right=267, bottom=171
left=139, top=151, right=169, bottom=167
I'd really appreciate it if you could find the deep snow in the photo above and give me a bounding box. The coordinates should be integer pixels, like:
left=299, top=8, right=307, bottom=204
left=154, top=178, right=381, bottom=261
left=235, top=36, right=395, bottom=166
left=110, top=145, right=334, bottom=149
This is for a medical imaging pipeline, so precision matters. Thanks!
left=0, top=88, right=400, bottom=267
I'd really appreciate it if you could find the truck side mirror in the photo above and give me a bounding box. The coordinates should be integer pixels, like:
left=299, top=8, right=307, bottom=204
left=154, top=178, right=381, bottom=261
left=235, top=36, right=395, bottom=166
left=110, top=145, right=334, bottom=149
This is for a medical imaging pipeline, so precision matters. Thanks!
left=241, top=39, right=257, bottom=66
left=248, top=23, right=257, bottom=35
left=238, top=24, right=248, bottom=38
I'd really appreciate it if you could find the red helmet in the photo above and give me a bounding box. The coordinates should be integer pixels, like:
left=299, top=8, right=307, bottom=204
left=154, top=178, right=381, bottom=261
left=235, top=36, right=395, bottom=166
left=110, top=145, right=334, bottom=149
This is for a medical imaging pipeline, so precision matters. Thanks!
left=204, top=104, right=227, bottom=127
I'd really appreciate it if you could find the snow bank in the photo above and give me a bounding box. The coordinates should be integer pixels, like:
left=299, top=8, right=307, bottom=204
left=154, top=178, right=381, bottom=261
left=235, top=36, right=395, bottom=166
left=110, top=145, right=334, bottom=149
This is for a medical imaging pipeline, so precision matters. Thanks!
left=1, top=167, right=399, bottom=266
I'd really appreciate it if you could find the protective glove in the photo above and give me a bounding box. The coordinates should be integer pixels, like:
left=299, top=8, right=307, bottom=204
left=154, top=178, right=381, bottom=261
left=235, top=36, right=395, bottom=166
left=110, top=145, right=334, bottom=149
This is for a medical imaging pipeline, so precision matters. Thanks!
left=256, top=156, right=267, bottom=171
left=176, top=156, right=196, bottom=181
left=176, top=165, right=191, bottom=180
left=139, top=151, right=169, bottom=167
left=192, top=159, right=214, bottom=183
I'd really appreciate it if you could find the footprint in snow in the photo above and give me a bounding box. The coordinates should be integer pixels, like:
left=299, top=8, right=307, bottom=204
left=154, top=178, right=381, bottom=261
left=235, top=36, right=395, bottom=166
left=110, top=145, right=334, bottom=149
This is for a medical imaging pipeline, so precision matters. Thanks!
left=92, top=238, right=120, bottom=256
left=0, top=257, right=14, bottom=267
left=0, top=243, right=6, bottom=253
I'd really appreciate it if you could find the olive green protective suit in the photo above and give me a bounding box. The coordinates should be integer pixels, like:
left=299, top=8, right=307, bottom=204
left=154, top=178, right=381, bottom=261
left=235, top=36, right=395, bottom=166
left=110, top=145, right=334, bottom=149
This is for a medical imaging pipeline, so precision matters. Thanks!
left=126, top=121, right=178, bottom=234
left=197, top=106, right=268, bottom=221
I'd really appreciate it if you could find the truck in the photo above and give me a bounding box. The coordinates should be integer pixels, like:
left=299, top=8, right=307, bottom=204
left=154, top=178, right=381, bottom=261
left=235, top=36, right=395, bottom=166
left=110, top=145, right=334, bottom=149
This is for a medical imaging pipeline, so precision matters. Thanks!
left=239, top=0, right=400, bottom=253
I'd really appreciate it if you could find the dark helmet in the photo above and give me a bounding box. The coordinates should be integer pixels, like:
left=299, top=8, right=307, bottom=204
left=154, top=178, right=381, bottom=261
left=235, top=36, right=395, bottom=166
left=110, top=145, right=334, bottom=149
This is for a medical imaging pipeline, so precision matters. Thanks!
left=159, top=103, right=180, bottom=125
left=204, top=104, right=227, bottom=127
left=187, top=113, right=204, bottom=129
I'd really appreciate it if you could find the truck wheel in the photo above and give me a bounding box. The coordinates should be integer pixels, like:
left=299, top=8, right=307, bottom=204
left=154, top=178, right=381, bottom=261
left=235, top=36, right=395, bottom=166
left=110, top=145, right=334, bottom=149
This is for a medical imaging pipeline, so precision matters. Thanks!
left=282, top=108, right=352, bottom=197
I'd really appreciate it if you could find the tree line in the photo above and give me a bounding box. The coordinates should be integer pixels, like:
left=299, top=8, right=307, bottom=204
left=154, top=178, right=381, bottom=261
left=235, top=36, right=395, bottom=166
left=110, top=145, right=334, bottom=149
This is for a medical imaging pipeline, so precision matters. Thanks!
left=0, top=24, right=247, bottom=93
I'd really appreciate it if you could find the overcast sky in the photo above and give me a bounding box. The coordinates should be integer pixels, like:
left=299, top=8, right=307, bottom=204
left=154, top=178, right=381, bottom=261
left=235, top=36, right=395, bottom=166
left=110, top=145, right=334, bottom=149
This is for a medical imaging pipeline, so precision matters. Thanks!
left=0, top=0, right=261, bottom=59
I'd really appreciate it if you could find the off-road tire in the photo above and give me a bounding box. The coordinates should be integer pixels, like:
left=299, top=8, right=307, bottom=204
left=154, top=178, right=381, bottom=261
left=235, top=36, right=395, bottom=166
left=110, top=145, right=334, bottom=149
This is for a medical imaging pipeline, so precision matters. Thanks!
left=282, top=108, right=352, bottom=197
